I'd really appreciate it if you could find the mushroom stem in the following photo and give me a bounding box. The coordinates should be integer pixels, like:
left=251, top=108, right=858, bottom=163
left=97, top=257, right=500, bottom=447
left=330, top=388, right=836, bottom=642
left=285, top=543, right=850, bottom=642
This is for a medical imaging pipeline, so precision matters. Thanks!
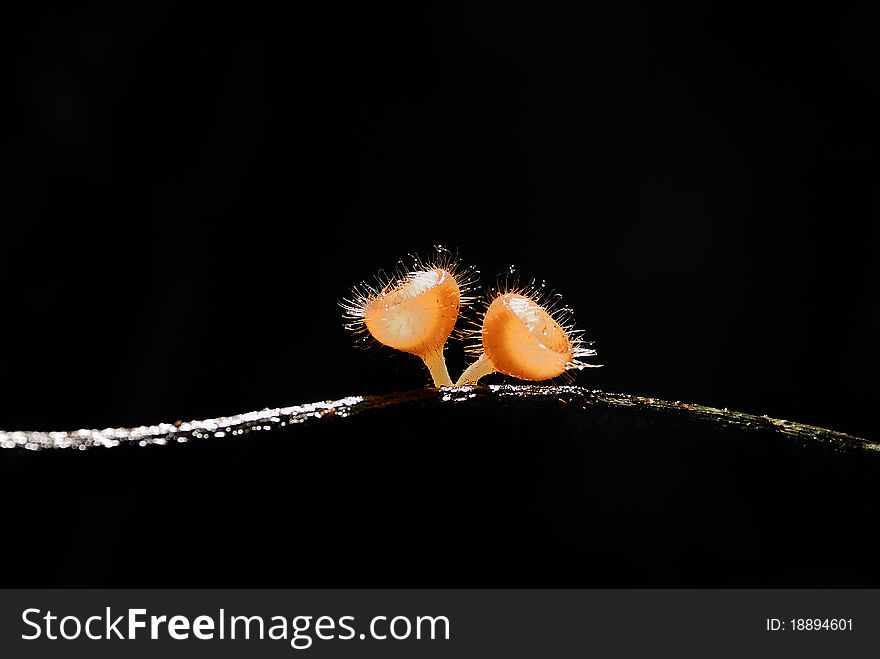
left=422, top=350, right=453, bottom=388
left=455, top=352, right=496, bottom=386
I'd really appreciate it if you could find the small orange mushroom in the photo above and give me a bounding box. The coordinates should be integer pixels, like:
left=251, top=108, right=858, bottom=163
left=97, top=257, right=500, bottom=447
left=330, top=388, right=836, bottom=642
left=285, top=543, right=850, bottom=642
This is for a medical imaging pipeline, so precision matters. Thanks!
left=457, top=291, right=597, bottom=385
left=342, top=249, right=475, bottom=387
left=362, top=268, right=460, bottom=387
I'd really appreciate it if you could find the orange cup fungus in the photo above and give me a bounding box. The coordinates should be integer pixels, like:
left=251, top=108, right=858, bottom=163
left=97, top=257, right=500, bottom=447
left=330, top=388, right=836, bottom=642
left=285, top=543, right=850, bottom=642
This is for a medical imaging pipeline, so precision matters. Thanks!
left=343, top=250, right=597, bottom=388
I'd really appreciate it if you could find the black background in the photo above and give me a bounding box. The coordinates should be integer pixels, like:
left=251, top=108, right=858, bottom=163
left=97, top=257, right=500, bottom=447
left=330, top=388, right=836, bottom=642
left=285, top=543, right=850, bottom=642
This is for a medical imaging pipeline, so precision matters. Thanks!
left=2, top=3, right=877, bottom=586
